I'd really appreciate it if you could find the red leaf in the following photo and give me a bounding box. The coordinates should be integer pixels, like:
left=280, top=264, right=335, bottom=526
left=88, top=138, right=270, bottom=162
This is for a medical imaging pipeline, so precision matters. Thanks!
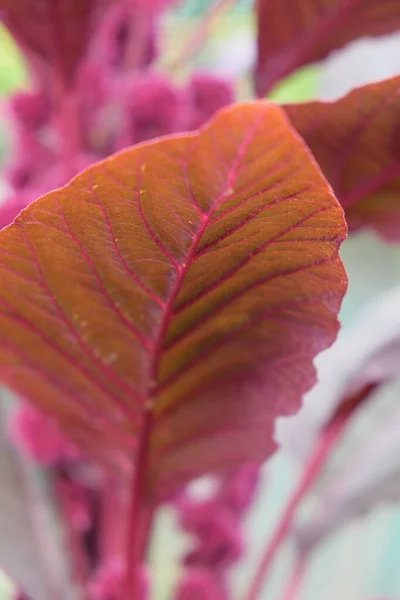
left=255, top=0, right=400, bottom=96
left=285, top=76, right=400, bottom=240
left=0, top=102, right=347, bottom=497
left=0, top=0, right=101, bottom=84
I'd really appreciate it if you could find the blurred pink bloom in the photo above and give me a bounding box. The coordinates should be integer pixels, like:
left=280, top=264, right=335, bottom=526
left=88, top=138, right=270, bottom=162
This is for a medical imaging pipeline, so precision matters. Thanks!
left=10, top=90, right=51, bottom=132
left=175, top=567, right=229, bottom=600
left=187, top=73, right=234, bottom=129
left=10, top=404, right=78, bottom=466
left=91, top=3, right=157, bottom=70
left=114, top=72, right=188, bottom=147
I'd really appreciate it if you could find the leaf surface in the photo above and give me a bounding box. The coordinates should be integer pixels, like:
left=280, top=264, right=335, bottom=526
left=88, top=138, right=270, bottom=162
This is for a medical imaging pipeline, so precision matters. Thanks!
left=285, top=76, right=400, bottom=240
left=256, top=0, right=400, bottom=96
left=0, top=0, right=97, bottom=83
left=0, top=102, right=347, bottom=497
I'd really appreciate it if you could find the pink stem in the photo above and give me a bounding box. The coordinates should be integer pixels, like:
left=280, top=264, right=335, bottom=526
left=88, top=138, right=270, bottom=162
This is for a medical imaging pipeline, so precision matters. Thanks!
left=99, top=473, right=127, bottom=565
left=48, top=0, right=81, bottom=180
left=281, top=553, right=307, bottom=600
left=243, top=383, right=375, bottom=600
left=122, top=407, right=154, bottom=600
left=57, top=91, right=81, bottom=180
left=123, top=3, right=152, bottom=72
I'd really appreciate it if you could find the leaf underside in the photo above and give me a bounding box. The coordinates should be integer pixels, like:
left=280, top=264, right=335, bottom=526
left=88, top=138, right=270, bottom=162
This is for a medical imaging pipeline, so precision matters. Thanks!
left=0, top=0, right=93, bottom=82
left=256, top=0, right=400, bottom=96
left=0, top=102, right=347, bottom=498
left=285, top=76, right=400, bottom=240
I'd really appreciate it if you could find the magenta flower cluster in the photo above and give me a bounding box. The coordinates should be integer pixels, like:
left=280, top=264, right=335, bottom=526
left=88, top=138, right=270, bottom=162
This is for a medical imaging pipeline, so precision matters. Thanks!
left=0, top=0, right=234, bottom=229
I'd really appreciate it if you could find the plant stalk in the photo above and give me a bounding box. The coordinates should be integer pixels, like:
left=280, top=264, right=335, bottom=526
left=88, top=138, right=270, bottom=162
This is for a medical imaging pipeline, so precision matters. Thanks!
left=123, top=2, right=152, bottom=72
left=243, top=383, right=377, bottom=600
left=123, top=406, right=154, bottom=600
left=49, top=0, right=81, bottom=180
left=281, top=552, right=307, bottom=600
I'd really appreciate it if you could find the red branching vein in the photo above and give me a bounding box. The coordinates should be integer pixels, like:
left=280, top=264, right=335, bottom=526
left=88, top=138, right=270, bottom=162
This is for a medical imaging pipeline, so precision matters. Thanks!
left=90, top=185, right=166, bottom=308
left=182, top=162, right=206, bottom=216
left=136, top=178, right=181, bottom=270
left=155, top=286, right=342, bottom=417
left=156, top=255, right=339, bottom=396
left=0, top=102, right=347, bottom=506
left=172, top=207, right=333, bottom=327
left=54, top=199, right=152, bottom=349
left=209, top=166, right=300, bottom=226
left=14, top=224, right=147, bottom=410
left=148, top=113, right=266, bottom=394
left=0, top=337, right=136, bottom=447
left=0, top=294, right=142, bottom=422
left=195, top=185, right=311, bottom=260
left=0, top=257, right=47, bottom=289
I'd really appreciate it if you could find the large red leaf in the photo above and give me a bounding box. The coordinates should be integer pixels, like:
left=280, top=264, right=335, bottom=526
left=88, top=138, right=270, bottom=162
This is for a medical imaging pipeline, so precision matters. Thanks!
left=0, top=102, right=347, bottom=497
left=0, top=0, right=100, bottom=84
left=285, top=76, right=400, bottom=240
left=255, top=0, right=400, bottom=96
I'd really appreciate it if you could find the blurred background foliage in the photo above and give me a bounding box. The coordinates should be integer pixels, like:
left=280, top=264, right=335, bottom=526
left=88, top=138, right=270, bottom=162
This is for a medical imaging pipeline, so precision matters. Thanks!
left=1, top=1, right=400, bottom=599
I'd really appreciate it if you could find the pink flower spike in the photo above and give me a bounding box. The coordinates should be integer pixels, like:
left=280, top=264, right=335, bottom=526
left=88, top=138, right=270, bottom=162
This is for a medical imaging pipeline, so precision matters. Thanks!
left=115, top=72, right=187, bottom=147
left=10, top=404, right=78, bottom=466
left=184, top=507, right=243, bottom=569
left=175, top=568, right=228, bottom=600
left=187, top=73, right=234, bottom=129
left=90, top=3, right=157, bottom=70
left=219, top=465, right=261, bottom=514
left=10, top=91, right=51, bottom=132
left=88, top=558, right=124, bottom=600
left=178, top=498, right=221, bottom=536
left=6, top=134, right=54, bottom=191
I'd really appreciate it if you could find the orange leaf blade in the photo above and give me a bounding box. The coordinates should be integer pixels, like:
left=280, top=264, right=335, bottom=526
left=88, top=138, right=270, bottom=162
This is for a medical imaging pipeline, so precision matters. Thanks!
left=0, top=102, right=347, bottom=496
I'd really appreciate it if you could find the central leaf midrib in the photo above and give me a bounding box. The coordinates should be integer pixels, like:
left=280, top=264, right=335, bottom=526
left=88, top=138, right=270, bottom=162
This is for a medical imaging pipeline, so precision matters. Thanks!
left=146, top=120, right=262, bottom=402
